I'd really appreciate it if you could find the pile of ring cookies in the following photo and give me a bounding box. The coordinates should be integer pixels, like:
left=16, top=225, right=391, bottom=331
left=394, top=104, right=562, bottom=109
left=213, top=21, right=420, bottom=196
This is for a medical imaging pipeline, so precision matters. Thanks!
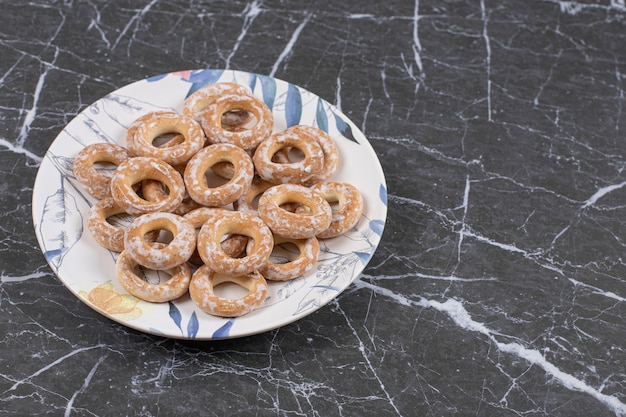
left=73, top=81, right=363, bottom=318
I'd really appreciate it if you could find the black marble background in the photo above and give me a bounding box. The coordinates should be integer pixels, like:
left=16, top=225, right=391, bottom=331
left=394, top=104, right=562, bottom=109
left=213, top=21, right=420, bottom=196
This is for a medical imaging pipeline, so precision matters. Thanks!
left=1, top=0, right=626, bottom=416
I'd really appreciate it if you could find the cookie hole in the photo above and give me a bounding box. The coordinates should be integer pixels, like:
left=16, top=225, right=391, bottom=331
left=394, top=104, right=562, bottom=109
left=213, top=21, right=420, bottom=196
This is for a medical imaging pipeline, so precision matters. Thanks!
left=213, top=278, right=250, bottom=300
left=210, top=161, right=235, bottom=180
left=138, top=181, right=172, bottom=202
left=325, top=198, right=341, bottom=212
left=154, top=229, right=174, bottom=244
left=221, top=110, right=252, bottom=130
left=134, top=265, right=173, bottom=285
left=269, top=241, right=300, bottom=264
left=92, top=160, right=118, bottom=177
left=271, top=147, right=306, bottom=164
left=105, top=212, right=134, bottom=229
left=286, top=147, right=306, bottom=162
left=220, top=234, right=248, bottom=258
left=204, top=166, right=231, bottom=188
left=153, top=132, right=184, bottom=147
left=279, top=202, right=306, bottom=213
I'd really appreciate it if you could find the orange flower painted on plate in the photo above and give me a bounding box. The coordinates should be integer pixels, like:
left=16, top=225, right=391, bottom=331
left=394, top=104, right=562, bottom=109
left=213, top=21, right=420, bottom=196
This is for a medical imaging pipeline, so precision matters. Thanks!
left=79, top=282, right=142, bottom=321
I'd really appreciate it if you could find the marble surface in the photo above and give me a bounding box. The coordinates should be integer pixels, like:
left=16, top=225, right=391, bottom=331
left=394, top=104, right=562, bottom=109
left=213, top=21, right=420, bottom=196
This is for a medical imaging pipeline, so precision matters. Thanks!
left=1, top=0, right=625, bottom=416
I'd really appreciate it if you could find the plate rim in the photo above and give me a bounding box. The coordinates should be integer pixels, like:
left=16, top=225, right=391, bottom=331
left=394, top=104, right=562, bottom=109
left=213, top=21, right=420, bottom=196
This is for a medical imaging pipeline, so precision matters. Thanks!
left=31, top=68, right=388, bottom=340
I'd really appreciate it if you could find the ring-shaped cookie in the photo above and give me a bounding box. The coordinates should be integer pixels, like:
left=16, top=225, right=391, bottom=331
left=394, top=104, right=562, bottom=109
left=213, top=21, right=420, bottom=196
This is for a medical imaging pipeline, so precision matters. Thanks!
left=86, top=197, right=130, bottom=252
left=184, top=143, right=254, bottom=207
left=73, top=143, right=135, bottom=199
left=310, top=181, right=364, bottom=238
left=260, top=235, right=320, bottom=281
left=232, top=176, right=275, bottom=215
left=189, top=265, right=268, bottom=317
left=210, top=148, right=253, bottom=180
left=292, top=125, right=340, bottom=185
left=253, top=127, right=324, bottom=184
left=126, top=111, right=205, bottom=165
left=124, top=212, right=196, bottom=270
left=116, top=245, right=192, bottom=303
left=141, top=164, right=201, bottom=216
left=197, top=210, right=273, bottom=276
left=110, top=156, right=185, bottom=215
left=182, top=82, right=253, bottom=120
left=199, top=92, right=273, bottom=150
left=141, top=178, right=201, bottom=216
left=183, top=207, right=248, bottom=263
left=258, top=184, right=332, bottom=239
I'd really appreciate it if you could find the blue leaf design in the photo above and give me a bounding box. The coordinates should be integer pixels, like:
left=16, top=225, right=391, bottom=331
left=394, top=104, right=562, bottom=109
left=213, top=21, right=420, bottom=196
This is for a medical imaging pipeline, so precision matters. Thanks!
left=369, top=219, right=385, bottom=236
left=333, top=111, right=358, bottom=143
left=188, top=69, right=224, bottom=85
left=146, top=74, right=168, bottom=82
left=44, top=248, right=66, bottom=263
left=248, top=73, right=257, bottom=93
left=187, top=311, right=199, bottom=338
left=315, top=98, right=328, bottom=132
left=148, top=327, right=165, bottom=335
left=354, top=251, right=371, bottom=264
left=379, top=183, right=388, bottom=206
left=185, top=69, right=225, bottom=97
left=212, top=318, right=235, bottom=339
left=168, top=301, right=183, bottom=332
left=285, top=83, right=302, bottom=127
left=259, top=75, right=277, bottom=110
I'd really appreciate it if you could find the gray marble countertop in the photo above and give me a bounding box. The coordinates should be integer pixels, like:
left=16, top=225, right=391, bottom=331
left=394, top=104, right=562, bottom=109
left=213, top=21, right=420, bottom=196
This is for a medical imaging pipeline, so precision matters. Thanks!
left=2, top=1, right=626, bottom=416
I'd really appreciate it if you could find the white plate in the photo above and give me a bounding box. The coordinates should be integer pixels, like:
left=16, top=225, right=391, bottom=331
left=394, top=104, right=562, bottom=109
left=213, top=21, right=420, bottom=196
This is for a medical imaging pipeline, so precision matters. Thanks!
left=32, top=69, right=387, bottom=340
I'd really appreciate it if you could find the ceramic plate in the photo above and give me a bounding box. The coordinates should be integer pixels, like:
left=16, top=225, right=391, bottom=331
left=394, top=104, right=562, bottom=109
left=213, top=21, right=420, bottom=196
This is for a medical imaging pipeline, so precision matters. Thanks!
left=32, top=69, right=387, bottom=340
